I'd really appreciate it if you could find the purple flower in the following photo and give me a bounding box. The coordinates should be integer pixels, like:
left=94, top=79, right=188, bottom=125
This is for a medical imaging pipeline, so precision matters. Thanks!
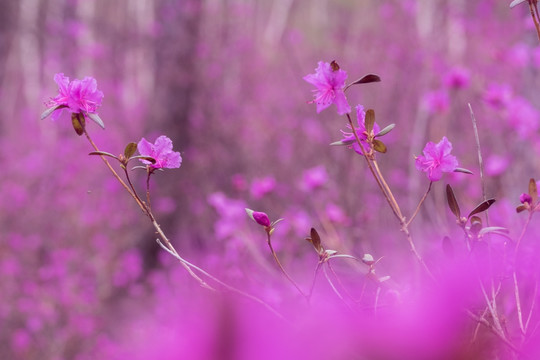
left=443, top=67, right=470, bottom=89
left=302, top=165, right=328, bottom=191
left=415, top=137, right=458, bottom=182
left=137, top=136, right=182, bottom=169
left=340, top=105, right=380, bottom=155
left=484, top=83, right=512, bottom=109
left=46, top=73, right=104, bottom=121
left=423, top=90, right=450, bottom=115
left=304, top=61, right=351, bottom=115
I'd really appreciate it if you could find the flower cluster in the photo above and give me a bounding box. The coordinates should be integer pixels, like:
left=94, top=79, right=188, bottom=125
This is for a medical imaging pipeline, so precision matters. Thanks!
left=137, top=136, right=182, bottom=169
left=44, top=73, right=104, bottom=127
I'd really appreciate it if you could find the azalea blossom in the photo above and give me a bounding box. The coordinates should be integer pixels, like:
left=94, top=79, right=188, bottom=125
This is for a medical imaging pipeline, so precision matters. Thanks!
left=46, top=73, right=104, bottom=122
left=415, top=137, right=458, bottom=181
left=340, top=105, right=380, bottom=155
left=304, top=61, right=351, bottom=115
left=137, top=136, right=182, bottom=169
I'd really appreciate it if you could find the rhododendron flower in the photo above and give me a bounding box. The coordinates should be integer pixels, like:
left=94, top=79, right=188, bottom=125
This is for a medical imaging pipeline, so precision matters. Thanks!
left=45, top=73, right=104, bottom=127
left=340, top=105, right=380, bottom=155
left=415, top=137, right=458, bottom=181
left=304, top=61, right=351, bottom=115
left=137, top=136, right=182, bottom=169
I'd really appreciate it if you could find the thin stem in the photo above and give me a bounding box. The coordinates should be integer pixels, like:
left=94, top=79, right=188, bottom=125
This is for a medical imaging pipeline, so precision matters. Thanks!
left=322, top=264, right=345, bottom=301
left=308, top=262, right=322, bottom=300
left=83, top=129, right=145, bottom=211
left=374, top=286, right=381, bottom=316
left=266, top=232, right=308, bottom=299
left=513, top=271, right=526, bottom=335
left=327, top=260, right=356, bottom=302
left=529, top=1, right=540, bottom=42
left=515, top=212, right=533, bottom=257
left=525, top=278, right=538, bottom=333
left=346, top=114, right=401, bottom=222
left=146, top=171, right=152, bottom=212
left=406, top=181, right=432, bottom=227
left=466, top=310, right=521, bottom=354
left=155, top=239, right=286, bottom=321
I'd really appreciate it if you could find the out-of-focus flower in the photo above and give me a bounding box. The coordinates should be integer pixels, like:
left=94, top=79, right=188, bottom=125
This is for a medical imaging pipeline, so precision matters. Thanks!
left=423, top=90, right=450, bottom=115
left=45, top=73, right=104, bottom=124
left=505, top=43, right=530, bottom=68
left=506, top=97, right=539, bottom=139
left=484, top=83, right=513, bottom=109
left=415, top=137, right=458, bottom=181
left=340, top=105, right=380, bottom=155
left=137, top=136, right=182, bottom=169
left=304, top=61, right=351, bottom=115
left=302, top=165, right=328, bottom=191
left=250, top=176, right=276, bottom=199
left=326, top=203, right=349, bottom=224
left=485, top=155, right=510, bottom=176
left=443, top=67, right=470, bottom=89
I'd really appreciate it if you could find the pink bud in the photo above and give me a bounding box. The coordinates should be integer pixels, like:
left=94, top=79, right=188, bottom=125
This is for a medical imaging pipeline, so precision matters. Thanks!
left=520, top=193, right=533, bottom=205
left=252, top=211, right=271, bottom=227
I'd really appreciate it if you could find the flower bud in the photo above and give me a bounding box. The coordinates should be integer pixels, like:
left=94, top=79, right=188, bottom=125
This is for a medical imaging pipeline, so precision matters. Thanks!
left=520, top=193, right=533, bottom=205
left=245, top=208, right=271, bottom=227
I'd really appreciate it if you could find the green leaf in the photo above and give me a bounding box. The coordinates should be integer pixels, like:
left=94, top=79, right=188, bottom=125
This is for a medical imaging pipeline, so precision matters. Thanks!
left=86, top=112, right=105, bottom=129
left=124, top=142, right=138, bottom=159
left=375, top=123, right=395, bottom=137
left=372, top=139, right=387, bottom=153
left=468, top=199, right=496, bottom=219
left=71, top=113, right=85, bottom=136
left=88, top=151, right=118, bottom=159
left=454, top=167, right=474, bottom=175
left=529, top=178, right=538, bottom=204
left=446, top=184, right=461, bottom=219
left=365, top=109, right=375, bottom=133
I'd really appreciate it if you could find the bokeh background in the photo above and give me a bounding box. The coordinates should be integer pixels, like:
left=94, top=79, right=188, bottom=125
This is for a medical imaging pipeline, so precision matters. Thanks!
left=2, top=0, right=540, bottom=359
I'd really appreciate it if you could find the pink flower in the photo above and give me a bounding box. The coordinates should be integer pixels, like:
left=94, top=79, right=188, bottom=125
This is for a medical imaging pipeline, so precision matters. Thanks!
left=46, top=73, right=104, bottom=124
left=415, top=137, right=458, bottom=182
left=302, top=165, right=328, bottom=191
left=340, top=105, right=380, bottom=155
left=250, top=176, right=276, bottom=199
left=304, top=61, right=351, bottom=115
left=484, top=83, right=512, bottom=109
left=443, top=67, right=470, bottom=89
left=423, top=90, right=450, bottom=115
left=137, top=136, right=182, bottom=169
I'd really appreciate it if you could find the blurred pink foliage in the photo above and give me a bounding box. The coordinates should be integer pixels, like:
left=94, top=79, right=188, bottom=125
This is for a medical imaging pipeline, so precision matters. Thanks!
left=3, top=0, right=540, bottom=359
